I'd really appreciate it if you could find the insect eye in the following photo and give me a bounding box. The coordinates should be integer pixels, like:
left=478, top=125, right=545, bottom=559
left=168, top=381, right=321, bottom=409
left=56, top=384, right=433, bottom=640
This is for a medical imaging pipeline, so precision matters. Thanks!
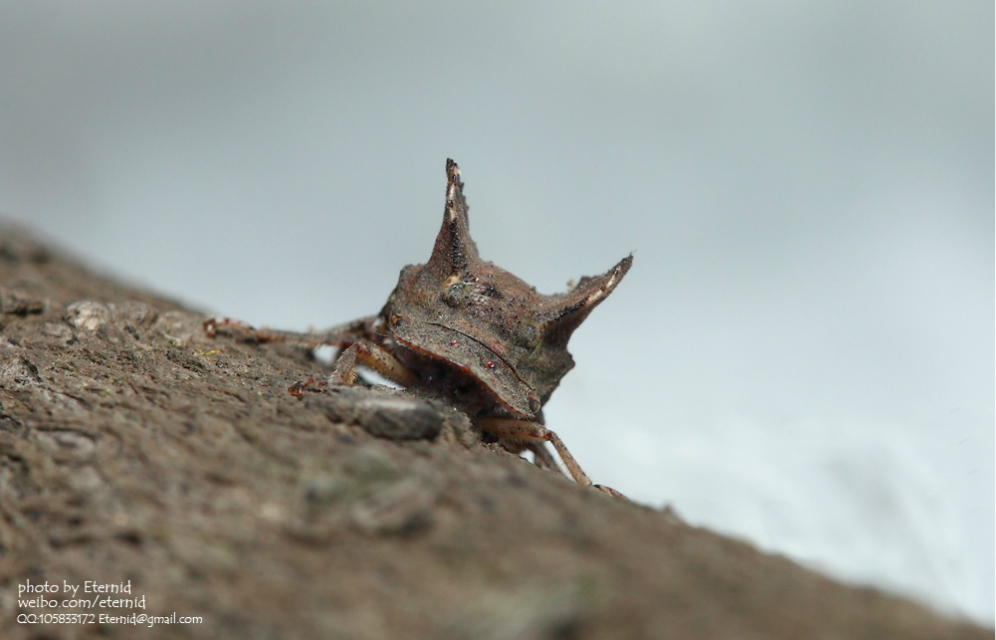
left=527, top=393, right=541, bottom=414
left=442, top=283, right=467, bottom=308
left=517, top=323, right=540, bottom=349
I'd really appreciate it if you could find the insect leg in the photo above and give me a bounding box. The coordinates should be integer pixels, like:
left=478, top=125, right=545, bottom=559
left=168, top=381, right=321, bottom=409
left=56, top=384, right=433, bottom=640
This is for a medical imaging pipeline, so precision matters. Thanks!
left=478, top=419, right=592, bottom=485
left=525, top=442, right=561, bottom=472
left=476, top=418, right=625, bottom=498
left=330, top=341, right=419, bottom=388
left=329, top=343, right=362, bottom=385
left=203, top=315, right=378, bottom=349
left=493, top=439, right=557, bottom=473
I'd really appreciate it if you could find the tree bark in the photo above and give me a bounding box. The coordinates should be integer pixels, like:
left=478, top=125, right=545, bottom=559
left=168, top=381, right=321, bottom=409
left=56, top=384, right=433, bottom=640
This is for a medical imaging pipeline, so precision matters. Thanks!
left=0, top=221, right=987, bottom=639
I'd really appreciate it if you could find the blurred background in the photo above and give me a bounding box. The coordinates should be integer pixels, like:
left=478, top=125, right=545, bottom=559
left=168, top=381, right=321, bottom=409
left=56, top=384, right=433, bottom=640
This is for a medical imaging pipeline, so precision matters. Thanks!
left=1, top=0, right=992, bottom=624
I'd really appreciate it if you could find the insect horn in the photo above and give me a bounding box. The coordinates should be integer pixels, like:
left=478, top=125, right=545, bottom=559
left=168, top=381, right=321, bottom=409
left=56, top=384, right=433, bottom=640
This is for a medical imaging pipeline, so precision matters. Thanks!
left=539, top=254, right=634, bottom=347
left=425, top=159, right=480, bottom=278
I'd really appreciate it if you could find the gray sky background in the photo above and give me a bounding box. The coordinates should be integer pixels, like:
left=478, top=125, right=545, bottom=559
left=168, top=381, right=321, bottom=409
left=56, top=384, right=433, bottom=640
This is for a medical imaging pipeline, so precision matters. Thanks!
left=1, top=0, right=992, bottom=624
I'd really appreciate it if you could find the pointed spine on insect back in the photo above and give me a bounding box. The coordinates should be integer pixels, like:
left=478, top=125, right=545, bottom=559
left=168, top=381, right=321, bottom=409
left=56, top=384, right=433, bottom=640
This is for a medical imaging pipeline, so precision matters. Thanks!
left=424, top=159, right=480, bottom=281
left=517, top=253, right=632, bottom=405
left=537, top=254, right=633, bottom=349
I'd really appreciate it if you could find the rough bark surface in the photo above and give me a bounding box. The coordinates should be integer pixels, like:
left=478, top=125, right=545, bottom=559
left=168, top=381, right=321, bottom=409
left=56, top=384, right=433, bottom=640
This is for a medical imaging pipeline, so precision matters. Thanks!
left=0, top=221, right=988, bottom=640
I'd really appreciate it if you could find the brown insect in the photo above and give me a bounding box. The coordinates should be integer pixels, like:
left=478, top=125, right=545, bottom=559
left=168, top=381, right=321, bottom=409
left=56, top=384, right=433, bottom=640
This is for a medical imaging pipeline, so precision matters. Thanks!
left=207, top=159, right=631, bottom=496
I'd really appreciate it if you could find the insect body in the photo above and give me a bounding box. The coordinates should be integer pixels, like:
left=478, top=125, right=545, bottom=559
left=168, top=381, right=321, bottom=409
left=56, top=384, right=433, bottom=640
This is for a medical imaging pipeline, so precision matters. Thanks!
left=209, top=160, right=632, bottom=496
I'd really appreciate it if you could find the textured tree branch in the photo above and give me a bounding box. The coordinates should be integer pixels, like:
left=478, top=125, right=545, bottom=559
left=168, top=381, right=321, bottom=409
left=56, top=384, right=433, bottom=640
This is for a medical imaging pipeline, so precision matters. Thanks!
left=0, top=221, right=987, bottom=639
